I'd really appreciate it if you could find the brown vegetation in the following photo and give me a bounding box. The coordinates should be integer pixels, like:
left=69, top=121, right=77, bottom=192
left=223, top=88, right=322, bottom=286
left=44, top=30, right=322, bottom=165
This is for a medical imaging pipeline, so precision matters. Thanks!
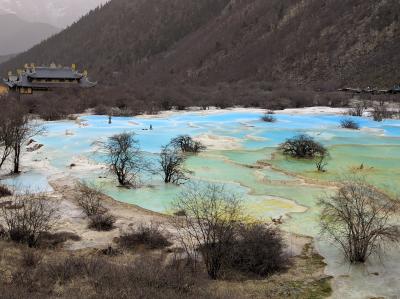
left=98, top=132, right=146, bottom=187
left=1, top=0, right=399, bottom=118
left=117, top=223, right=172, bottom=250
left=261, top=112, right=277, bottom=123
left=159, top=144, right=189, bottom=184
left=0, top=193, right=57, bottom=247
left=320, top=177, right=400, bottom=263
left=170, top=135, right=206, bottom=154
left=3, top=0, right=400, bottom=88
left=279, top=134, right=327, bottom=159
left=0, top=185, right=12, bottom=197
left=340, top=118, right=360, bottom=130
left=0, top=99, right=45, bottom=173
left=0, top=181, right=331, bottom=299
left=226, top=223, right=290, bottom=277
left=0, top=238, right=331, bottom=299
left=88, top=213, right=116, bottom=231
left=76, top=182, right=107, bottom=217
left=172, top=183, right=289, bottom=280
left=75, top=182, right=116, bottom=231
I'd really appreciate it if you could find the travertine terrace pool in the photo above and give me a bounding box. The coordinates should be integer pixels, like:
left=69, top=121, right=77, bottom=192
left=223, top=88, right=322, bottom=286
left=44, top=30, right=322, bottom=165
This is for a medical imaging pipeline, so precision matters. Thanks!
left=2, top=108, right=400, bottom=298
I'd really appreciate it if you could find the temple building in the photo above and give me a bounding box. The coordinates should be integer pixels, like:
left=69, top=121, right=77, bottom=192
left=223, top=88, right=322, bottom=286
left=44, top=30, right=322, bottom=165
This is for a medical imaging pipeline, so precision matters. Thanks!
left=3, top=63, right=97, bottom=94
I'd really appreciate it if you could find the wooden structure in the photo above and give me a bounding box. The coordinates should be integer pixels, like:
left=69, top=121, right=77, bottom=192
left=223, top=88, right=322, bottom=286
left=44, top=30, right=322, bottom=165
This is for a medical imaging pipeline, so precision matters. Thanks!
left=3, top=63, right=97, bottom=94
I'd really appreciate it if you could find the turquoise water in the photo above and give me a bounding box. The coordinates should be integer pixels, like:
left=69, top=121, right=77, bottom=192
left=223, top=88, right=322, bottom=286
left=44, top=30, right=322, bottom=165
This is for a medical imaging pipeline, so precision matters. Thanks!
left=0, top=109, right=396, bottom=225
left=0, top=109, right=398, bottom=299
left=2, top=109, right=400, bottom=298
left=3, top=110, right=399, bottom=214
left=1, top=171, right=53, bottom=193
left=0, top=110, right=399, bottom=213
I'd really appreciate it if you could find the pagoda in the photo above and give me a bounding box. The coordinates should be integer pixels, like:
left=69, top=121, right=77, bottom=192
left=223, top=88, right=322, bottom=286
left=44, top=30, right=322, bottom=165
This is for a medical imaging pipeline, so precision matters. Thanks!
left=3, top=63, right=97, bottom=94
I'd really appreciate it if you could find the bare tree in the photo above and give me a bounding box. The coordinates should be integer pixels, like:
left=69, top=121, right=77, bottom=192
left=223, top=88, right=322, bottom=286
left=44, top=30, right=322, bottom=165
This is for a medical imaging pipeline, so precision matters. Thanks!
left=226, top=223, right=289, bottom=277
left=261, top=110, right=277, bottom=123
left=99, top=132, right=146, bottom=187
left=279, top=134, right=327, bottom=159
left=348, top=101, right=367, bottom=117
left=340, top=118, right=360, bottom=130
left=314, top=151, right=329, bottom=172
left=0, top=193, right=58, bottom=247
left=159, top=144, right=189, bottom=184
left=0, top=110, right=14, bottom=170
left=75, top=182, right=107, bottom=217
left=372, top=100, right=391, bottom=122
left=9, top=105, right=45, bottom=174
left=171, top=183, right=243, bottom=279
left=170, top=135, right=206, bottom=154
left=319, top=178, right=400, bottom=263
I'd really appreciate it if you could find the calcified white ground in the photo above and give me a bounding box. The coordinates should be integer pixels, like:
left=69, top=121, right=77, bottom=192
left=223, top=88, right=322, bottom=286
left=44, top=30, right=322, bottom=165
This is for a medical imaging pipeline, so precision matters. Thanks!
left=1, top=106, right=400, bottom=298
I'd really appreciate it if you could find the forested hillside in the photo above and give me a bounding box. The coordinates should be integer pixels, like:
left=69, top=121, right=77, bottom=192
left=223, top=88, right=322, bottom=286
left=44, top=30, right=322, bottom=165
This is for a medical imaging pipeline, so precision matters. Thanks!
left=136, top=0, right=400, bottom=88
left=0, top=0, right=230, bottom=80
left=1, top=0, right=400, bottom=116
left=2, top=0, right=400, bottom=86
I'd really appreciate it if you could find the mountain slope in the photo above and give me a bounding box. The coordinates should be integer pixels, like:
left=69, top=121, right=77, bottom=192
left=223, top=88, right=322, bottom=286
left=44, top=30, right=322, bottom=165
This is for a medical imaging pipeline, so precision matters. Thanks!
left=137, top=0, right=400, bottom=87
left=0, top=14, right=59, bottom=55
left=0, top=0, right=230, bottom=80
left=1, top=0, right=400, bottom=88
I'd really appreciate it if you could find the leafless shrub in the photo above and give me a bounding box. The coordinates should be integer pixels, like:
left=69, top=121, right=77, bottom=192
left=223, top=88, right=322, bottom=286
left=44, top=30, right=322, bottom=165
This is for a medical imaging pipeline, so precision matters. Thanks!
left=37, top=231, right=81, bottom=249
left=91, top=255, right=199, bottom=298
left=7, top=103, right=46, bottom=174
left=46, top=256, right=90, bottom=284
left=159, top=144, right=189, bottom=184
left=101, top=246, right=123, bottom=256
left=319, top=177, right=400, bottom=263
left=0, top=224, right=6, bottom=239
left=279, top=134, right=327, bottom=159
left=170, top=135, right=206, bottom=154
left=372, top=100, right=392, bottom=122
left=88, top=213, right=116, bottom=231
left=0, top=193, right=57, bottom=247
left=261, top=113, right=277, bottom=123
left=75, top=182, right=106, bottom=217
left=226, top=223, right=290, bottom=277
left=21, top=248, right=43, bottom=268
left=314, top=151, right=329, bottom=172
left=340, top=118, right=360, bottom=130
left=118, top=223, right=172, bottom=250
left=348, top=101, right=367, bottom=117
left=0, top=107, right=14, bottom=170
left=0, top=185, right=12, bottom=197
left=41, top=254, right=200, bottom=298
left=172, top=183, right=243, bottom=279
left=97, top=132, right=147, bottom=187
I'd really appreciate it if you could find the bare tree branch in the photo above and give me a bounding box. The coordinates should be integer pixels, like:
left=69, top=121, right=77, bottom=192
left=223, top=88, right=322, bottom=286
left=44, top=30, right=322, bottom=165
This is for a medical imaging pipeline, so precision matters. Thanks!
left=319, top=177, right=400, bottom=263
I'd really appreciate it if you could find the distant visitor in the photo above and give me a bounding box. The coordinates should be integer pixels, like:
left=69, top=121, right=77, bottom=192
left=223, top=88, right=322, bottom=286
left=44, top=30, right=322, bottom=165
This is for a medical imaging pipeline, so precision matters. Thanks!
left=3, top=63, right=97, bottom=94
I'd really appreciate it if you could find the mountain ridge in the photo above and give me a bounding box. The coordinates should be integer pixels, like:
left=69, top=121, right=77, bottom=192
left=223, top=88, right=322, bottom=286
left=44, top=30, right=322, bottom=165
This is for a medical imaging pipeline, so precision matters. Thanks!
left=0, top=13, right=59, bottom=55
left=1, top=0, right=400, bottom=90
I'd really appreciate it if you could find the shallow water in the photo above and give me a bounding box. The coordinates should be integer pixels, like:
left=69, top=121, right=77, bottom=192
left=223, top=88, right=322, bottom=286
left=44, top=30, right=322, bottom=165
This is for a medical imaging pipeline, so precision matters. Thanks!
left=2, top=109, right=400, bottom=298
